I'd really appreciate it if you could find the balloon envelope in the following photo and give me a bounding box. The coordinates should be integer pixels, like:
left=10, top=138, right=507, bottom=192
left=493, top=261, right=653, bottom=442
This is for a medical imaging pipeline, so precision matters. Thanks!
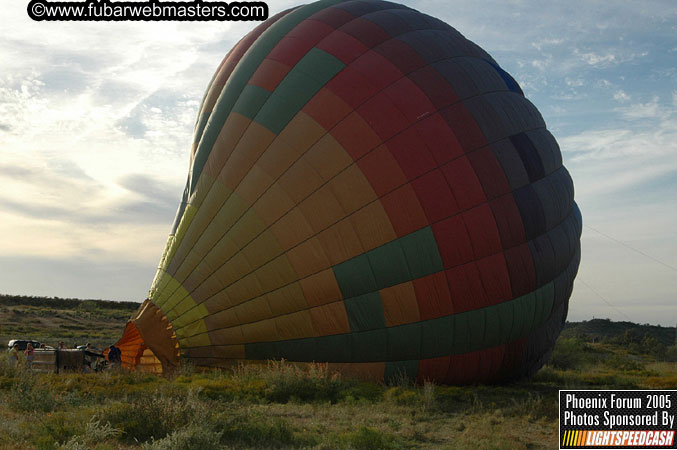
left=117, top=0, right=581, bottom=384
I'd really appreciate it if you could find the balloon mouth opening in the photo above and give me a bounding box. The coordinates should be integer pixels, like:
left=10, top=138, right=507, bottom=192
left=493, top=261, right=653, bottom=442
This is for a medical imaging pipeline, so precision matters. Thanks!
left=113, top=299, right=180, bottom=374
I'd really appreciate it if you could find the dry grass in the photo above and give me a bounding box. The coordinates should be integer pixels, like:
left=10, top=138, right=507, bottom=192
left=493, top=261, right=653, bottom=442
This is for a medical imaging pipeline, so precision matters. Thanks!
left=0, top=353, right=567, bottom=449
left=2, top=342, right=674, bottom=449
left=0, top=302, right=133, bottom=349
left=1, top=304, right=675, bottom=449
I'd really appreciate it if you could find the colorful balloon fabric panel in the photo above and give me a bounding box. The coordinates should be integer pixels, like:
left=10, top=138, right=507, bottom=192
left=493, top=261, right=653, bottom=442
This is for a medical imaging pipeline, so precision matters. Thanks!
left=127, top=0, right=581, bottom=384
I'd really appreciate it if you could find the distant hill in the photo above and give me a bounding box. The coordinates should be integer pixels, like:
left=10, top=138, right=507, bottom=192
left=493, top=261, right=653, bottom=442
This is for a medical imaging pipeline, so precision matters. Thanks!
left=0, top=294, right=139, bottom=348
left=561, top=318, right=677, bottom=347
left=2, top=295, right=675, bottom=349
left=0, top=294, right=139, bottom=311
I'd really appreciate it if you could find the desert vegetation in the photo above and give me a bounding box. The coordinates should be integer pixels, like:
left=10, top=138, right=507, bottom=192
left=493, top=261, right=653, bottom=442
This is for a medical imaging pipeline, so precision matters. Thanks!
left=0, top=295, right=137, bottom=349
left=0, top=298, right=675, bottom=449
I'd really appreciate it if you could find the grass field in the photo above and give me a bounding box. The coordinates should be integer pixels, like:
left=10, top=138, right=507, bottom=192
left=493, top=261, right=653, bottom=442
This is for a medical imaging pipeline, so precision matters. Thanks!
left=0, top=297, right=675, bottom=449
left=0, top=295, right=137, bottom=349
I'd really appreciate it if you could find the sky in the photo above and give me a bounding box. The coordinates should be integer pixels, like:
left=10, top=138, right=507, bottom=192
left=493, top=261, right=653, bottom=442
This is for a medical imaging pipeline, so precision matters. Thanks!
left=0, top=0, right=675, bottom=325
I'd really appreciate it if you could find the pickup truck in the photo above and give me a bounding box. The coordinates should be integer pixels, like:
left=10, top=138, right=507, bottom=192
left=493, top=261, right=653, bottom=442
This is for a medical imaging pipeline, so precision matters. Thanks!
left=7, top=339, right=42, bottom=351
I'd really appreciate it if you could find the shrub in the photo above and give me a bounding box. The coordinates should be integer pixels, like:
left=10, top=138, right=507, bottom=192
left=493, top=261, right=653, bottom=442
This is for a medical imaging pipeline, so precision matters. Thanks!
left=604, top=353, right=644, bottom=372
left=547, top=337, right=593, bottom=370
left=386, top=370, right=413, bottom=388
left=59, top=418, right=121, bottom=449
left=645, top=374, right=677, bottom=389
left=193, top=378, right=237, bottom=402
left=141, top=424, right=223, bottom=450
left=579, top=373, right=639, bottom=388
left=37, top=411, right=85, bottom=447
left=233, top=360, right=347, bottom=404
left=422, top=380, right=436, bottom=412
left=98, top=390, right=206, bottom=443
left=641, top=335, right=667, bottom=360
left=211, top=410, right=300, bottom=448
left=340, top=381, right=383, bottom=404
left=165, top=359, right=198, bottom=382
left=7, top=374, right=64, bottom=412
left=434, top=386, right=481, bottom=414
left=532, top=366, right=568, bottom=384
left=333, top=426, right=401, bottom=450
left=384, top=387, right=418, bottom=406
left=628, top=342, right=642, bottom=354
left=502, top=393, right=558, bottom=421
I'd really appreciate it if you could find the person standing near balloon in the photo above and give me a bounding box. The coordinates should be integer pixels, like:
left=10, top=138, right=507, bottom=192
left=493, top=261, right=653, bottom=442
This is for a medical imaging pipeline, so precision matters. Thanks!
left=8, top=344, right=20, bottom=367
left=24, top=342, right=34, bottom=369
left=108, top=344, right=121, bottom=367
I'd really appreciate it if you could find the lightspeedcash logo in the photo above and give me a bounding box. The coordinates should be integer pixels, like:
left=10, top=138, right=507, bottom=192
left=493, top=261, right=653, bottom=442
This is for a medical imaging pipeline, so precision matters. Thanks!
left=562, top=430, right=675, bottom=447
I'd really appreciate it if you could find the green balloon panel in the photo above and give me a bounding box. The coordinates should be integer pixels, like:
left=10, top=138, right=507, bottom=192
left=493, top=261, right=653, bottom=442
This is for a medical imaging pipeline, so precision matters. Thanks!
left=144, top=0, right=581, bottom=383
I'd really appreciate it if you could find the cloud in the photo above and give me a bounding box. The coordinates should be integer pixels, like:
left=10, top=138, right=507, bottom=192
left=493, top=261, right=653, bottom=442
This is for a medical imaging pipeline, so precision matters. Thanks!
left=0, top=0, right=675, bottom=326
left=565, top=78, right=585, bottom=88
left=0, top=153, right=177, bottom=275
left=616, top=96, right=670, bottom=121
left=46, top=191, right=179, bottom=230
left=118, top=173, right=175, bottom=199
left=0, top=254, right=154, bottom=302
left=575, top=50, right=617, bottom=67
left=562, top=93, right=675, bottom=153
left=0, top=197, right=86, bottom=223
left=95, top=79, right=145, bottom=105
left=40, top=67, right=91, bottom=94
left=560, top=90, right=677, bottom=325
left=0, top=195, right=174, bottom=226
left=0, top=156, right=102, bottom=199
left=0, top=163, right=35, bottom=179
left=114, top=88, right=200, bottom=149
left=561, top=116, right=677, bottom=192
left=47, top=158, right=97, bottom=181
left=531, top=38, right=564, bottom=51
left=116, top=111, right=148, bottom=139
left=613, top=90, right=631, bottom=102
left=530, top=57, right=551, bottom=71
left=0, top=4, right=250, bottom=302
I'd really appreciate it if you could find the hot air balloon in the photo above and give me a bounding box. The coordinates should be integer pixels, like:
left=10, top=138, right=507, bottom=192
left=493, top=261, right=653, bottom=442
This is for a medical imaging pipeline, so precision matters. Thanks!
left=114, top=0, right=581, bottom=384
